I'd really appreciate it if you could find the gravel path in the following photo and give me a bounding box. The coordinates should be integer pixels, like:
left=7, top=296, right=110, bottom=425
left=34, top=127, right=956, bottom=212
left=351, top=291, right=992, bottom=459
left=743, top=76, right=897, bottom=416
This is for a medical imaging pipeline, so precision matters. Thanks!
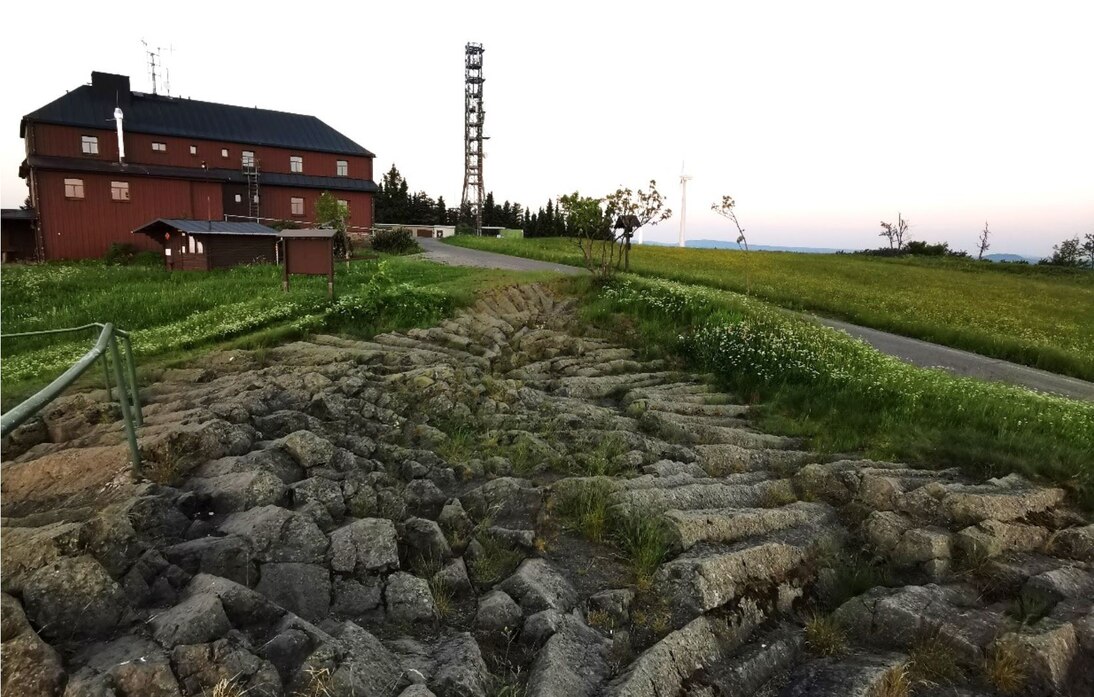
left=424, top=237, right=1094, bottom=400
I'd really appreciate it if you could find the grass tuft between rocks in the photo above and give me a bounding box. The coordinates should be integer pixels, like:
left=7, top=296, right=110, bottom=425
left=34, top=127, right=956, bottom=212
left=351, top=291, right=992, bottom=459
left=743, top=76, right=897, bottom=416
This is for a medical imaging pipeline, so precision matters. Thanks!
left=982, top=640, right=1028, bottom=694
left=804, top=612, right=848, bottom=656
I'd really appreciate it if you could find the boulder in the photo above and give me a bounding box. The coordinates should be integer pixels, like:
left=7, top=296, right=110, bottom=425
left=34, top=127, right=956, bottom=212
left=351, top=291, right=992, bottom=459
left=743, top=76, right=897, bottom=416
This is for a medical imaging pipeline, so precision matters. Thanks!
left=0, top=593, right=66, bottom=697
left=291, top=476, right=347, bottom=521
left=461, top=477, right=541, bottom=528
left=431, top=632, right=490, bottom=697
left=526, top=618, right=611, bottom=697
left=438, top=499, right=474, bottom=542
left=586, top=589, right=635, bottom=626
left=319, top=621, right=407, bottom=697
left=329, top=518, right=400, bottom=576
left=150, top=592, right=231, bottom=648
left=863, top=511, right=912, bottom=552
left=0, top=522, right=83, bottom=595
left=406, top=479, right=448, bottom=519
left=521, top=609, right=564, bottom=647
left=402, top=517, right=453, bottom=563
left=386, top=572, right=437, bottom=623
left=218, top=505, right=328, bottom=563
left=162, top=535, right=256, bottom=586
left=184, top=470, right=287, bottom=513
left=1051, top=524, right=1094, bottom=561
left=63, top=635, right=180, bottom=697
left=332, top=576, right=383, bottom=617
left=184, top=574, right=287, bottom=634
left=172, top=636, right=282, bottom=697
left=434, top=558, right=473, bottom=596
left=23, top=554, right=127, bottom=640
left=255, top=563, right=331, bottom=621
left=890, top=527, right=952, bottom=567
left=474, top=590, right=522, bottom=634
left=498, top=559, right=577, bottom=614
left=954, top=519, right=1048, bottom=559
left=278, top=429, right=336, bottom=468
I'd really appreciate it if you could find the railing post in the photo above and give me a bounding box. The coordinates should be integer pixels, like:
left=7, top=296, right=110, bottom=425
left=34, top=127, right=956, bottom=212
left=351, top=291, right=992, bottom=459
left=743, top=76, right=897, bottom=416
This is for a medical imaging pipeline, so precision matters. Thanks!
left=107, top=329, right=142, bottom=480
left=101, top=353, right=113, bottom=400
left=119, top=334, right=143, bottom=426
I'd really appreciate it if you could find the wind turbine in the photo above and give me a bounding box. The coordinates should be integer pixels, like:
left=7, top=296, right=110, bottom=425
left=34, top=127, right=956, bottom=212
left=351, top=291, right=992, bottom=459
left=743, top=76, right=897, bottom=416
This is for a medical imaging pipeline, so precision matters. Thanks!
left=679, top=163, right=693, bottom=248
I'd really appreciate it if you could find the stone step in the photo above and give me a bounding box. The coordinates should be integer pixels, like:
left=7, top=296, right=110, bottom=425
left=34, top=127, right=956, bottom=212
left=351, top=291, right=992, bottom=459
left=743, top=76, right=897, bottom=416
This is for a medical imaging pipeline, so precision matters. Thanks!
left=694, top=444, right=819, bottom=476
left=657, top=524, right=841, bottom=615
left=694, top=623, right=804, bottom=696
left=664, top=502, right=837, bottom=552
left=549, top=372, right=687, bottom=399
left=778, top=653, right=910, bottom=697
left=612, top=476, right=794, bottom=513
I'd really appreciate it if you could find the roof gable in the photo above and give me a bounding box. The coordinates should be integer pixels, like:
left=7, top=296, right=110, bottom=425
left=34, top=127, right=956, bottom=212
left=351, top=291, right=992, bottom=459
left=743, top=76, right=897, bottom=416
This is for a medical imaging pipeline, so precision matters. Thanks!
left=22, top=76, right=373, bottom=157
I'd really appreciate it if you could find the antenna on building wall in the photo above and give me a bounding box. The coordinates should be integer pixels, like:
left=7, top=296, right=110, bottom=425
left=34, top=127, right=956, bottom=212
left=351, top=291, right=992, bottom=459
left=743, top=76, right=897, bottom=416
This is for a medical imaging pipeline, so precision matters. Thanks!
left=461, top=42, right=486, bottom=234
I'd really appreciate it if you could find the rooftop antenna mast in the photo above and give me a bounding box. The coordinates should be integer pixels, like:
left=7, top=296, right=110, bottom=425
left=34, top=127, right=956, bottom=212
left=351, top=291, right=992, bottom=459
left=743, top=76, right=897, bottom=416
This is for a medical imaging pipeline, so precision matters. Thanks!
left=141, top=39, right=171, bottom=95
left=461, top=42, right=486, bottom=235
left=679, top=163, right=693, bottom=248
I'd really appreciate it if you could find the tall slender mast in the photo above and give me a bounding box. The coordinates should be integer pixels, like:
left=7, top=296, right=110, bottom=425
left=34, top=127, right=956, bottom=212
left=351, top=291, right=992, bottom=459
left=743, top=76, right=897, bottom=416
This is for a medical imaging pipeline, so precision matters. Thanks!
left=461, top=43, right=485, bottom=234
left=679, top=172, right=692, bottom=248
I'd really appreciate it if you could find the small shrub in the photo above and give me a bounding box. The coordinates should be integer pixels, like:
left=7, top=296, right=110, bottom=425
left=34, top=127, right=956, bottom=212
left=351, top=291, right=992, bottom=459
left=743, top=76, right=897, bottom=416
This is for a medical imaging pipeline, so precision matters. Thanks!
left=581, top=434, right=631, bottom=476
left=556, top=481, right=613, bottom=543
left=371, top=227, right=420, bottom=254
left=804, top=612, right=847, bottom=656
left=296, top=665, right=335, bottom=697
left=871, top=663, right=911, bottom=697
left=983, top=641, right=1027, bottom=694
left=1007, top=593, right=1053, bottom=626
left=431, top=578, right=454, bottom=619
left=211, top=678, right=246, bottom=697
left=909, top=633, right=961, bottom=683
left=469, top=534, right=523, bottom=586
left=611, top=508, right=670, bottom=586
left=586, top=609, right=616, bottom=632
left=103, top=242, right=140, bottom=265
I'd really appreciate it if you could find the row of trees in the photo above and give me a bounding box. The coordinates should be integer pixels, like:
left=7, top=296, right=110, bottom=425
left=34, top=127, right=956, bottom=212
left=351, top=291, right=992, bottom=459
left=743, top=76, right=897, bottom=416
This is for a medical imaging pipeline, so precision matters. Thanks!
left=374, top=165, right=529, bottom=229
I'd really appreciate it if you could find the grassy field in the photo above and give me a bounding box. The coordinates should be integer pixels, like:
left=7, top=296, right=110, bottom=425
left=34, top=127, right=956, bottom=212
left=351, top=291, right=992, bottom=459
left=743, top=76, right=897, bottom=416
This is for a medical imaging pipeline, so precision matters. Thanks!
left=447, top=237, right=1094, bottom=381
left=566, top=275, right=1094, bottom=508
left=0, top=256, right=555, bottom=404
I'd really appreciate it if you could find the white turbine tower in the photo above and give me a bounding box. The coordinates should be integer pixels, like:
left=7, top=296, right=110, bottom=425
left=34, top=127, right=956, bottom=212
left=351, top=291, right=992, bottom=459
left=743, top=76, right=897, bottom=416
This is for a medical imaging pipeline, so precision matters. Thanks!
left=679, top=164, right=693, bottom=248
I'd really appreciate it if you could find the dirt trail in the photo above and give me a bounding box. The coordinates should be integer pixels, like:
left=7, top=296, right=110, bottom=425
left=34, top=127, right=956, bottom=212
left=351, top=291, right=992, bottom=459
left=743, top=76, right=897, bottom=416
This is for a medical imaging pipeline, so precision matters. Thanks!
left=2, top=284, right=1091, bottom=697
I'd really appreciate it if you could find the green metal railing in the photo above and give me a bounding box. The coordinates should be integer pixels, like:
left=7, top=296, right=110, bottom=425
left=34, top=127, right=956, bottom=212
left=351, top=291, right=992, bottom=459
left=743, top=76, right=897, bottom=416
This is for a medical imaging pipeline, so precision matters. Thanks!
left=1, top=323, right=143, bottom=477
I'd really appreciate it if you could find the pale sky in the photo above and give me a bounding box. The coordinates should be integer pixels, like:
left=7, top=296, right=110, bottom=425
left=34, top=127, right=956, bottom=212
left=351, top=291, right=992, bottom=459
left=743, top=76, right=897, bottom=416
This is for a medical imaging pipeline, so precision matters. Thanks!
left=3, top=1, right=1092, bottom=256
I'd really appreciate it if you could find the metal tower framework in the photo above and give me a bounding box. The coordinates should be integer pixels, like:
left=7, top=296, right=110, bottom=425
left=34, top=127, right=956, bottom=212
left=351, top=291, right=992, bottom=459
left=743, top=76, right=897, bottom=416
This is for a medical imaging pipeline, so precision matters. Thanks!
left=461, top=42, right=485, bottom=234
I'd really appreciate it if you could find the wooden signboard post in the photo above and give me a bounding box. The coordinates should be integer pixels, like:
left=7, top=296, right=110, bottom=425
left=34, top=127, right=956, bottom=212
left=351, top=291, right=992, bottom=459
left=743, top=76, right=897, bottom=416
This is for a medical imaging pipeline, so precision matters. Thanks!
left=278, top=229, right=337, bottom=298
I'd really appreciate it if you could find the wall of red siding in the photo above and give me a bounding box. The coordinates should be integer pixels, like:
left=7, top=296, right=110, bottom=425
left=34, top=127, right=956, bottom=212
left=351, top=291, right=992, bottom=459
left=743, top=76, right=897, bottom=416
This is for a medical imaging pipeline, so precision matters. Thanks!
left=261, top=188, right=374, bottom=229
left=29, top=124, right=373, bottom=180
left=35, top=171, right=224, bottom=259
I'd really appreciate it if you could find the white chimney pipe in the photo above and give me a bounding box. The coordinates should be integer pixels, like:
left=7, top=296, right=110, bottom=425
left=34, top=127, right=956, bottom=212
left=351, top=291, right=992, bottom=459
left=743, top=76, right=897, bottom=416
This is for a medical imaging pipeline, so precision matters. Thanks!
left=114, top=108, right=125, bottom=164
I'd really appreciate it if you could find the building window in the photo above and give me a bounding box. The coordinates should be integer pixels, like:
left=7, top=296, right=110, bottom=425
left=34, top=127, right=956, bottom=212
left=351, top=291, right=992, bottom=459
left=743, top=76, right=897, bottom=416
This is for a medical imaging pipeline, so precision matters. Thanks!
left=290, top=197, right=305, bottom=216
left=64, top=178, right=85, bottom=199
left=189, top=145, right=197, bottom=155
left=290, top=156, right=303, bottom=173
left=152, top=142, right=167, bottom=152
left=234, top=194, right=242, bottom=203
left=81, top=135, right=99, bottom=155
left=221, top=148, right=229, bottom=158
left=336, top=160, right=348, bottom=177
left=242, top=151, right=255, bottom=168
left=111, top=181, right=130, bottom=201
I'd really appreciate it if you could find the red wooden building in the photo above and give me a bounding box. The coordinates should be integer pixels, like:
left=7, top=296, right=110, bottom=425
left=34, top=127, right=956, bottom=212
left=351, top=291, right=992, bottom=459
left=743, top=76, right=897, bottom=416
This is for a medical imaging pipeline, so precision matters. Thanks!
left=133, top=218, right=280, bottom=271
left=18, top=71, right=377, bottom=260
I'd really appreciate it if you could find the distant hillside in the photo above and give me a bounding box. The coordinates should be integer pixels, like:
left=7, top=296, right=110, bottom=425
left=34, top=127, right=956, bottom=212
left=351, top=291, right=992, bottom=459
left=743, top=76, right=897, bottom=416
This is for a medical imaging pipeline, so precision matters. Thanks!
left=984, top=253, right=1039, bottom=264
left=648, top=239, right=852, bottom=254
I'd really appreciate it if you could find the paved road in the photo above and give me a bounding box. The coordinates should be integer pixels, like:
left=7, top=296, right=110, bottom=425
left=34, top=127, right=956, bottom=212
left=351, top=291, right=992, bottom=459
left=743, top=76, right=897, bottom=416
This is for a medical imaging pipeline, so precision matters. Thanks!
left=420, top=238, right=1094, bottom=400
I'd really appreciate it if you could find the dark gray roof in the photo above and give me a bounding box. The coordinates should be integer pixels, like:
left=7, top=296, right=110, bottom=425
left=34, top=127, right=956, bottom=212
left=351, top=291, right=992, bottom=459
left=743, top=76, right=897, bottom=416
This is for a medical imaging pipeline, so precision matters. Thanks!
left=133, top=219, right=279, bottom=236
left=279, top=228, right=338, bottom=238
left=2, top=208, right=37, bottom=221
left=25, top=155, right=378, bottom=193
left=22, top=73, right=374, bottom=157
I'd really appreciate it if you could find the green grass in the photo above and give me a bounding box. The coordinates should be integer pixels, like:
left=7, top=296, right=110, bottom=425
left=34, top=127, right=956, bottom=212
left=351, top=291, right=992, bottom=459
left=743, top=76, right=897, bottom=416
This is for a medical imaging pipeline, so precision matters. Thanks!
left=566, top=275, right=1094, bottom=508
left=446, top=237, right=1094, bottom=380
left=0, top=256, right=557, bottom=406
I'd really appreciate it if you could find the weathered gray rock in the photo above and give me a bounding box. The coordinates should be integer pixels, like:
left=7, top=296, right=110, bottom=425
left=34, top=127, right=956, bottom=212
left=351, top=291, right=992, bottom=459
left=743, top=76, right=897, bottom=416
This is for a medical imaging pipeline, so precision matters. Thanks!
left=63, top=635, right=181, bottom=697
left=780, top=653, right=910, bottom=697
left=386, top=572, right=436, bottom=623
left=665, top=503, right=833, bottom=552
left=218, top=505, right=328, bottom=563
left=23, top=554, right=127, bottom=640
left=291, top=476, right=347, bottom=521
left=0, top=522, right=83, bottom=595
left=330, top=518, right=400, bottom=575
left=402, top=517, right=453, bottom=563
left=434, top=557, right=473, bottom=596
left=438, top=499, right=474, bottom=541
left=431, top=632, right=489, bottom=697
left=1005, top=621, right=1083, bottom=696
left=172, top=636, right=282, bottom=697
left=255, top=562, right=331, bottom=621
left=319, top=621, right=407, bottom=697
left=474, top=590, right=522, bottom=633
left=498, top=559, right=577, bottom=614
left=185, top=470, right=287, bottom=513
left=406, top=479, right=448, bottom=519
left=955, top=519, right=1048, bottom=559
left=163, top=535, right=256, bottom=586
left=332, top=576, right=383, bottom=617
left=586, top=588, right=634, bottom=626
left=527, top=618, right=611, bottom=697
left=183, top=574, right=287, bottom=634
left=1051, top=524, right=1094, bottom=561
left=0, top=593, right=66, bottom=697
left=400, top=687, right=438, bottom=697
left=461, top=477, right=541, bottom=528
left=278, top=429, right=336, bottom=468
left=521, top=609, right=564, bottom=647
left=606, top=607, right=765, bottom=697
left=863, top=510, right=912, bottom=552
left=891, top=527, right=952, bottom=567
left=150, top=591, right=231, bottom=647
